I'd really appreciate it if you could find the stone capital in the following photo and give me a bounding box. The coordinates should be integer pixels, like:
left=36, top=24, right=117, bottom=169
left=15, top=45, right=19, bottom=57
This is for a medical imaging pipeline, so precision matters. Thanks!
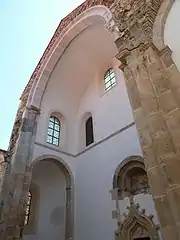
left=26, top=105, right=41, bottom=115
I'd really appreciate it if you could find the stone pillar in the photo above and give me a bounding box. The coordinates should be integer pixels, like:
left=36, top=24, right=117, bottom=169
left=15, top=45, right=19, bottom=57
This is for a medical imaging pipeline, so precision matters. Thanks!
left=117, top=43, right=180, bottom=239
left=0, top=106, right=40, bottom=239
left=0, top=151, right=11, bottom=232
left=66, top=186, right=73, bottom=240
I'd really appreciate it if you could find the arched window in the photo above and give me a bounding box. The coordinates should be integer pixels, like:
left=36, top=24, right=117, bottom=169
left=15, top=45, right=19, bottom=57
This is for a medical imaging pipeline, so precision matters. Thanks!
left=85, top=116, right=94, bottom=146
left=46, top=116, right=60, bottom=146
left=24, top=191, right=32, bottom=225
left=104, top=68, right=116, bottom=91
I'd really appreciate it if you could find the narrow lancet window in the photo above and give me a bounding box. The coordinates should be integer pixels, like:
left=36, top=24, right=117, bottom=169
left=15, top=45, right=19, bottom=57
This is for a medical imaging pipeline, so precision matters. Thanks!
left=86, top=116, right=94, bottom=146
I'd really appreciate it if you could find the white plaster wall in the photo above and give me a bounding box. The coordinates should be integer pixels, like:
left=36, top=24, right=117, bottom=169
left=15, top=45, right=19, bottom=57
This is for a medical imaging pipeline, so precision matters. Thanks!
left=24, top=161, right=66, bottom=240
left=34, top=24, right=122, bottom=155
left=76, top=65, right=134, bottom=150
left=74, top=126, right=143, bottom=240
left=164, top=0, right=180, bottom=71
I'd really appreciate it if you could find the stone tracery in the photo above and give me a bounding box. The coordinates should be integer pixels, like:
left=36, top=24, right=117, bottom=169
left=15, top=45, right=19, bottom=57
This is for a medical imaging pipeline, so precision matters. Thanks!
left=115, top=196, right=159, bottom=240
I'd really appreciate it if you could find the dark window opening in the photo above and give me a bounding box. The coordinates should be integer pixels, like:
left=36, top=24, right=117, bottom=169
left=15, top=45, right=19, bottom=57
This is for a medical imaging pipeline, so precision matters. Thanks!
left=86, top=116, right=94, bottom=146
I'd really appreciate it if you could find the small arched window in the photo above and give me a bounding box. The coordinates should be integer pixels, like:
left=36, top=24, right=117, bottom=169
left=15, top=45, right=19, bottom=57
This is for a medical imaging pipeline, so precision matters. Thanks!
left=104, top=68, right=116, bottom=91
left=46, top=116, right=60, bottom=146
left=24, top=191, right=32, bottom=225
left=86, top=116, right=94, bottom=146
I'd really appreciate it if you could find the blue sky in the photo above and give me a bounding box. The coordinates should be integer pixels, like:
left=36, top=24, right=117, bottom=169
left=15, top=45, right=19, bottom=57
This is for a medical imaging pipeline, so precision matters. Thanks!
left=0, top=0, right=83, bottom=150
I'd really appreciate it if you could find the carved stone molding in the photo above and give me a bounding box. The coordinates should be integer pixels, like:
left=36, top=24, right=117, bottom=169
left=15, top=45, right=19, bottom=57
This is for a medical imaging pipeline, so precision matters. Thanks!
left=115, top=196, right=159, bottom=240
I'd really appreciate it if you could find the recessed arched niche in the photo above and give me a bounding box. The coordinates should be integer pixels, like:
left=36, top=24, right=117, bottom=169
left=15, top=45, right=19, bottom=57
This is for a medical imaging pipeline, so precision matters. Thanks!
left=113, top=156, right=150, bottom=199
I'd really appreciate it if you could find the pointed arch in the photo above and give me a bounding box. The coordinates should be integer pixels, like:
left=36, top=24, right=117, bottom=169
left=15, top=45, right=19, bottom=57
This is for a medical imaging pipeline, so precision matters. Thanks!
left=116, top=199, right=159, bottom=240
left=26, top=5, right=117, bottom=110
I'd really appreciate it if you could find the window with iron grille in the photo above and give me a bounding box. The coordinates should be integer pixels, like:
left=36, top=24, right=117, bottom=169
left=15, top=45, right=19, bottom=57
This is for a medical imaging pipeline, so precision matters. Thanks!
left=104, top=68, right=116, bottom=91
left=46, top=116, right=60, bottom=146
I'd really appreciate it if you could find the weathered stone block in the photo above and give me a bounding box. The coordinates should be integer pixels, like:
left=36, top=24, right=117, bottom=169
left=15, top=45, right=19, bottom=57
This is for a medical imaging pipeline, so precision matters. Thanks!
left=148, top=112, right=167, bottom=138
left=138, top=126, right=153, bottom=148
left=154, top=195, right=174, bottom=228
left=134, top=108, right=148, bottom=130
left=125, top=76, right=142, bottom=110
left=143, top=145, right=157, bottom=169
left=166, top=109, right=180, bottom=131
left=153, top=133, right=176, bottom=158
left=158, top=91, right=178, bottom=114
left=167, top=187, right=180, bottom=223
left=142, top=96, right=160, bottom=115
left=147, top=167, right=166, bottom=197
left=163, top=156, right=180, bottom=186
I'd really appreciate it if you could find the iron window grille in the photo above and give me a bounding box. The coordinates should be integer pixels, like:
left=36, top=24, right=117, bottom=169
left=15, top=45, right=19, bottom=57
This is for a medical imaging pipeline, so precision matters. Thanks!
left=104, top=68, right=116, bottom=91
left=46, top=116, right=60, bottom=146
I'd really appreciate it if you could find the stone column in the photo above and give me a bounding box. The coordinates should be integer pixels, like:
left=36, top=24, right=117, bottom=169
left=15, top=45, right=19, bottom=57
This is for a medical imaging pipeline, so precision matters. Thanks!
left=0, top=106, right=40, bottom=239
left=0, top=151, right=11, bottom=232
left=117, top=44, right=180, bottom=240
left=66, top=186, right=73, bottom=240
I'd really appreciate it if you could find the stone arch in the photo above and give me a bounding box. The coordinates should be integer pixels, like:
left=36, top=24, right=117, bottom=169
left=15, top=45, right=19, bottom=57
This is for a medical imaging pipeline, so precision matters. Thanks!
left=113, top=155, right=145, bottom=189
left=113, top=156, right=149, bottom=199
left=153, top=0, right=174, bottom=50
left=26, top=5, right=117, bottom=111
left=30, top=154, right=74, bottom=240
left=31, top=154, right=74, bottom=186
